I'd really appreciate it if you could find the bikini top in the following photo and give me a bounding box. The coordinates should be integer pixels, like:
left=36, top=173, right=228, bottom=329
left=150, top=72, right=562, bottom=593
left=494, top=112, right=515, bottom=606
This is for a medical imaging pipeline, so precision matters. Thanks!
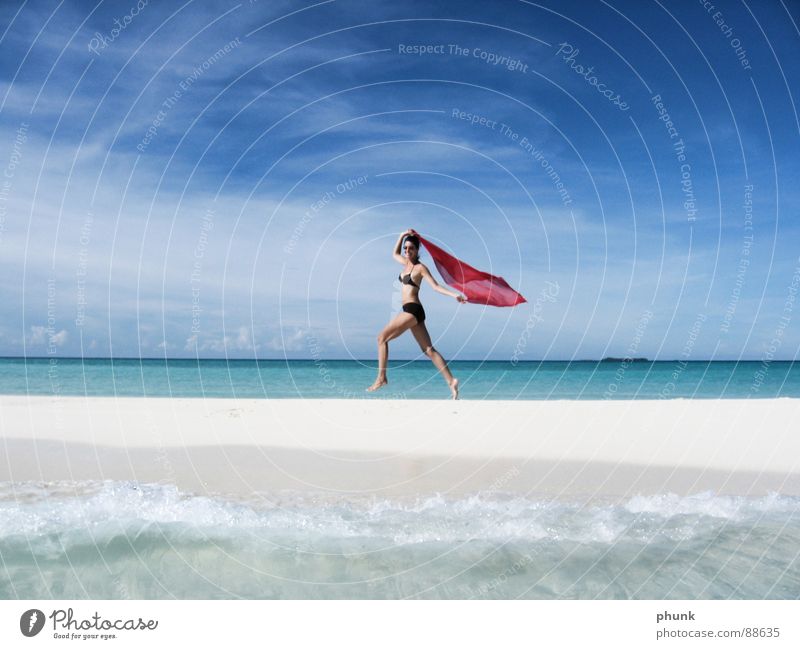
left=398, top=263, right=419, bottom=288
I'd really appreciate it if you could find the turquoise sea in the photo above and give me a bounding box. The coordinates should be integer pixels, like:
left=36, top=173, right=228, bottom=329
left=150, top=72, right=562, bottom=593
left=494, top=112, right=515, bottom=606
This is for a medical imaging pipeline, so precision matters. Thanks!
left=1, top=358, right=798, bottom=599
left=1, top=357, right=798, bottom=400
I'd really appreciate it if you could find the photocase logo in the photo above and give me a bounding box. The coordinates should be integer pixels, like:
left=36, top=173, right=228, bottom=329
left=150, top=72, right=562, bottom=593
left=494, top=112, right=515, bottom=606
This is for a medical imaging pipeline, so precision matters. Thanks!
left=16, top=607, right=159, bottom=639
left=20, top=609, right=45, bottom=637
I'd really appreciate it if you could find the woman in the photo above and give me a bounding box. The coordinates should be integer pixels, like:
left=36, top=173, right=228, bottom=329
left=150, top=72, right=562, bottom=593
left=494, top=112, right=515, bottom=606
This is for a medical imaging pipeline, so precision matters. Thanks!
left=367, top=229, right=466, bottom=399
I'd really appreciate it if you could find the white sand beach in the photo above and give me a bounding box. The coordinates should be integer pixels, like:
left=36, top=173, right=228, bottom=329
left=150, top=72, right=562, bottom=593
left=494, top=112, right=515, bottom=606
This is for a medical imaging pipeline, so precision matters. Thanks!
left=2, top=395, right=799, bottom=499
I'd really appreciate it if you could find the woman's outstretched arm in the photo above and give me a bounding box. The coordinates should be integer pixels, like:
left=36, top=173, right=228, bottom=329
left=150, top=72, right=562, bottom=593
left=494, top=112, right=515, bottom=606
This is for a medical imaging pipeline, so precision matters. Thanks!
left=420, top=265, right=467, bottom=302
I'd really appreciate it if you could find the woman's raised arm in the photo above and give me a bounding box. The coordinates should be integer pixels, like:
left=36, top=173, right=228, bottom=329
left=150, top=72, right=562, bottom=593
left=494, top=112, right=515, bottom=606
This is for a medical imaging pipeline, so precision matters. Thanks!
left=392, top=229, right=413, bottom=264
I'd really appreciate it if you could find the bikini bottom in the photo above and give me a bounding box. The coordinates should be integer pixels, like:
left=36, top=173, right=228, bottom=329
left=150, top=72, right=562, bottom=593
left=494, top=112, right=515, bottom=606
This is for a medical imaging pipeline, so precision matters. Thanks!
left=402, top=302, right=425, bottom=324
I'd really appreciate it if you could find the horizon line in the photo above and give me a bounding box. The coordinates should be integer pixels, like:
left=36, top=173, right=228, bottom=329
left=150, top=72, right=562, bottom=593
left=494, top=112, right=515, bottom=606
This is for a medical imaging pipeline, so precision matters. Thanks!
left=0, top=356, right=795, bottom=363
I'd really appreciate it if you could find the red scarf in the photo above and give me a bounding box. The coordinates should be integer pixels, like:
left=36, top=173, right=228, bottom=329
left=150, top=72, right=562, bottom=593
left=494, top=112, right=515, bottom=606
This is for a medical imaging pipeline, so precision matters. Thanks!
left=416, top=234, right=526, bottom=306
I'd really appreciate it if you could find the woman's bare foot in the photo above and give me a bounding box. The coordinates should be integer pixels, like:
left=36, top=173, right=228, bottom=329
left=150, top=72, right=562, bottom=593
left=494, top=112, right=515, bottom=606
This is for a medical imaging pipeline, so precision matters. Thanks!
left=366, top=378, right=388, bottom=392
left=449, top=377, right=459, bottom=400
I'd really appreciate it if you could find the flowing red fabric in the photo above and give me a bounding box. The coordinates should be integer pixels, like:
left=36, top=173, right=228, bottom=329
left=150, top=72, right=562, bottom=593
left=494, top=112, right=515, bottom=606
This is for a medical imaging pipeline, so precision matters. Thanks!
left=416, top=234, right=526, bottom=307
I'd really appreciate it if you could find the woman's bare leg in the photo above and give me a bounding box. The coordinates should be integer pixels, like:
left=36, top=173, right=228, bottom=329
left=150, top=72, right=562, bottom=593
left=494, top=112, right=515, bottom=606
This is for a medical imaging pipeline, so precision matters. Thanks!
left=411, top=322, right=459, bottom=399
left=367, top=313, right=418, bottom=392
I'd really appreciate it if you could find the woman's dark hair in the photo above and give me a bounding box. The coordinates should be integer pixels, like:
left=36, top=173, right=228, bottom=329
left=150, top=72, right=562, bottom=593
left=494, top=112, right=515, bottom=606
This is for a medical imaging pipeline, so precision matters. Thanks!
left=403, top=234, right=421, bottom=260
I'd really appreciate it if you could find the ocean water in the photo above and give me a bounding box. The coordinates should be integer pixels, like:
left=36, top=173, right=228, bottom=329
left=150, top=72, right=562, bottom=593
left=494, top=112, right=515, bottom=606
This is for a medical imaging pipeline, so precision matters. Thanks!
left=1, top=357, right=798, bottom=400
left=1, top=481, right=798, bottom=599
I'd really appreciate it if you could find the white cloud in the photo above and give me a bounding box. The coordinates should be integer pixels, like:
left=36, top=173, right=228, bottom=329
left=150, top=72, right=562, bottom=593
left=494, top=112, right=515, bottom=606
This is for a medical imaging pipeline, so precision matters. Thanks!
left=27, top=326, right=46, bottom=345
left=235, top=326, right=250, bottom=349
left=186, top=325, right=258, bottom=354
left=26, top=325, right=68, bottom=347
left=266, top=327, right=308, bottom=352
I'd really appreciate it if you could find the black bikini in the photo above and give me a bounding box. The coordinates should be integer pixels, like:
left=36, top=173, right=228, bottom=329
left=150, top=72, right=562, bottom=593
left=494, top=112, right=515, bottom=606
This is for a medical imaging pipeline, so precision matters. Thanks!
left=402, top=301, right=425, bottom=323
left=398, top=264, right=426, bottom=323
left=398, top=268, right=419, bottom=288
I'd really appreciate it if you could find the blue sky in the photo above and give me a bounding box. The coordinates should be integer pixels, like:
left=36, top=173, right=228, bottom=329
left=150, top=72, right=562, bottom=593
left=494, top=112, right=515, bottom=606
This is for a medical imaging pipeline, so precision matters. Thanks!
left=0, top=0, right=798, bottom=360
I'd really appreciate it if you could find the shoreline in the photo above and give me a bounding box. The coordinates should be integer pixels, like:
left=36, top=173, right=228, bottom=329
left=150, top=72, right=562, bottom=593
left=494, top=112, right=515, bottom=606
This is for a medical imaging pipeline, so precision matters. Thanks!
left=2, top=396, right=799, bottom=499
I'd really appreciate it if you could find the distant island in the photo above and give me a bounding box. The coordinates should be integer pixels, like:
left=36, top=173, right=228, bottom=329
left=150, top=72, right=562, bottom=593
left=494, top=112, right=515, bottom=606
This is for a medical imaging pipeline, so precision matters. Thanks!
left=600, top=357, right=650, bottom=362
